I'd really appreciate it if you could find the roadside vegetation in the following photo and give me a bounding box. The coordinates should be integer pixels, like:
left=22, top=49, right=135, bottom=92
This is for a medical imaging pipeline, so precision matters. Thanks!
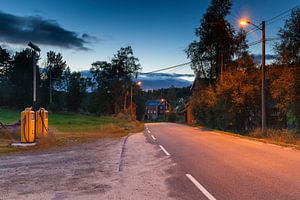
left=0, top=108, right=143, bottom=154
left=186, top=0, right=299, bottom=145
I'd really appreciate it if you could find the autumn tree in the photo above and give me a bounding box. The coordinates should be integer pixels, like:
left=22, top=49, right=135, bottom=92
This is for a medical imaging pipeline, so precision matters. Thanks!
left=273, top=8, right=300, bottom=130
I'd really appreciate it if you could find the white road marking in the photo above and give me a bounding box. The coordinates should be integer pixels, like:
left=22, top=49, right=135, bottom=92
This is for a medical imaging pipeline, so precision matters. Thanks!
left=186, top=174, right=217, bottom=200
left=159, top=145, right=170, bottom=156
left=147, top=130, right=151, bottom=134
left=151, top=135, right=156, bottom=140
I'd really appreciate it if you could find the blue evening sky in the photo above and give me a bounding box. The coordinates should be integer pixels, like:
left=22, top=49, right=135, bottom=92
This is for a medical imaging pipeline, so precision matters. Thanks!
left=0, top=0, right=298, bottom=75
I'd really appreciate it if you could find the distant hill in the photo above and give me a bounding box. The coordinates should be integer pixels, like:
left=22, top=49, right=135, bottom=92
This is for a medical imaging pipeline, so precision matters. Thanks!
left=80, top=70, right=193, bottom=90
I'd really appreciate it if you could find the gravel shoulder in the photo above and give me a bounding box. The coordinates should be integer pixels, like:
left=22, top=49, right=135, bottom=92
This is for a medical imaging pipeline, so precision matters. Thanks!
left=0, top=132, right=175, bottom=200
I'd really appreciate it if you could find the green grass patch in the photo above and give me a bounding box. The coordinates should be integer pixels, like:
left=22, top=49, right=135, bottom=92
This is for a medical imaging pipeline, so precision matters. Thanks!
left=0, top=108, right=144, bottom=155
left=0, top=108, right=20, bottom=124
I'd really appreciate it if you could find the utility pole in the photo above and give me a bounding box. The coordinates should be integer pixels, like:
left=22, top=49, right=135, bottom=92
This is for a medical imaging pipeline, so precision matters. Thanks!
left=239, top=19, right=267, bottom=131
left=261, top=21, right=266, bottom=131
left=28, top=42, right=40, bottom=111
left=220, top=51, right=224, bottom=81
left=130, top=85, right=133, bottom=115
left=124, top=92, right=127, bottom=114
left=49, top=65, right=52, bottom=104
left=33, top=54, right=37, bottom=110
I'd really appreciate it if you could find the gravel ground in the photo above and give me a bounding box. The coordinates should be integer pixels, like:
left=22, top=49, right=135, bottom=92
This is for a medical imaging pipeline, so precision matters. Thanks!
left=0, top=133, right=175, bottom=200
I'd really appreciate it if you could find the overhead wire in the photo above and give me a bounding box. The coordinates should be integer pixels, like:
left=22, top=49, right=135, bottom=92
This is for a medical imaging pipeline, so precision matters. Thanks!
left=245, top=5, right=299, bottom=35
left=144, top=62, right=191, bottom=74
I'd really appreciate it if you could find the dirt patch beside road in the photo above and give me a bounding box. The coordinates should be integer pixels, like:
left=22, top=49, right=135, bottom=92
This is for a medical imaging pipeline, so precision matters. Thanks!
left=0, top=133, right=175, bottom=200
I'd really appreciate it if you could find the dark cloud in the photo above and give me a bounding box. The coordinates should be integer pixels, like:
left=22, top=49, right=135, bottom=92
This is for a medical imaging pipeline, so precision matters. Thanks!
left=0, top=11, right=96, bottom=50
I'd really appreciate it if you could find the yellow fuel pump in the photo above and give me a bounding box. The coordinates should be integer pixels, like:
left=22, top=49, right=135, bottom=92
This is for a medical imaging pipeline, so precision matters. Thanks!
left=35, top=108, right=48, bottom=138
left=21, top=107, right=35, bottom=143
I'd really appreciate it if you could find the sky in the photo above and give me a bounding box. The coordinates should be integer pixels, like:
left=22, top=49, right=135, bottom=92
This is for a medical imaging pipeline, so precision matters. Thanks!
left=0, top=0, right=298, bottom=82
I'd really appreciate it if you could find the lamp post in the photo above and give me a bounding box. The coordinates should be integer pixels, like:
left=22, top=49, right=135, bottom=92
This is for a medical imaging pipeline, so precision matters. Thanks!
left=239, top=19, right=266, bottom=131
left=160, top=98, right=167, bottom=121
left=128, top=80, right=142, bottom=116
left=28, top=42, right=41, bottom=111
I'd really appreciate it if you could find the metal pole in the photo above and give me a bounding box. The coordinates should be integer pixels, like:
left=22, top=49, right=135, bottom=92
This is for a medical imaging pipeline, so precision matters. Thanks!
left=220, top=51, right=224, bottom=81
left=49, top=65, right=52, bottom=104
left=261, top=21, right=266, bottom=131
left=33, top=53, right=37, bottom=110
left=124, top=92, right=127, bottom=113
left=130, top=85, right=133, bottom=115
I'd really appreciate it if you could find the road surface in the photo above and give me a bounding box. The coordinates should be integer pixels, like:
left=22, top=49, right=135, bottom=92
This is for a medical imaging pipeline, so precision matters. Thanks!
left=145, top=123, right=300, bottom=200
left=1, top=123, right=300, bottom=200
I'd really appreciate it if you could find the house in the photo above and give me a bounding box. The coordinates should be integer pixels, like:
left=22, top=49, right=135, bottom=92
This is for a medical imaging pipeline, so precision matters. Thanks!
left=144, top=99, right=170, bottom=121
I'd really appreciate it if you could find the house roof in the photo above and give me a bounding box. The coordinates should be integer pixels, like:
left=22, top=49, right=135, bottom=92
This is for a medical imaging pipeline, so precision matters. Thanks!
left=145, top=100, right=161, bottom=107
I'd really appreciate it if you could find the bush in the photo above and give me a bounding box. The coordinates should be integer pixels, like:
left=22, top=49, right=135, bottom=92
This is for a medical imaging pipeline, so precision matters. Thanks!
left=167, top=111, right=176, bottom=122
left=249, top=128, right=296, bottom=144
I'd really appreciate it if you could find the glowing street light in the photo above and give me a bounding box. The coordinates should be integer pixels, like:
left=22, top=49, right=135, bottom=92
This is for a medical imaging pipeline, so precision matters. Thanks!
left=239, top=18, right=266, bottom=131
left=239, top=19, right=250, bottom=26
left=137, top=80, right=142, bottom=86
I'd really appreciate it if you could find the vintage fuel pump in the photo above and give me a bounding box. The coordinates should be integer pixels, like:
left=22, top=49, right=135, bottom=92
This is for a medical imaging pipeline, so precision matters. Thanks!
left=20, top=107, right=35, bottom=143
left=35, top=108, right=48, bottom=138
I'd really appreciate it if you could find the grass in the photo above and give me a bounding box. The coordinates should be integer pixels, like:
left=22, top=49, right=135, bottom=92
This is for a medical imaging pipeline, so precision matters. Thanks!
left=0, top=108, right=144, bottom=154
left=0, top=108, right=20, bottom=124
left=194, top=124, right=300, bottom=149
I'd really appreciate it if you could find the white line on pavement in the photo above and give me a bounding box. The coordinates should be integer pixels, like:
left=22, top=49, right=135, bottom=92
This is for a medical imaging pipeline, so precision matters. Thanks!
left=159, top=145, right=170, bottom=156
left=147, top=130, right=151, bottom=134
left=151, top=135, right=156, bottom=140
left=186, top=174, right=217, bottom=200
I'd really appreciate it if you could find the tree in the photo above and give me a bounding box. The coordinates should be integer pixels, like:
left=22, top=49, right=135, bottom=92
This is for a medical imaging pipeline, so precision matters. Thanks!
left=275, top=8, right=300, bottom=65
left=66, top=72, right=86, bottom=112
left=43, top=51, right=67, bottom=105
left=186, top=0, right=236, bottom=82
left=7, top=49, right=41, bottom=108
left=90, top=46, right=141, bottom=114
left=233, top=30, right=255, bottom=72
left=0, top=46, right=12, bottom=105
left=273, top=8, right=300, bottom=130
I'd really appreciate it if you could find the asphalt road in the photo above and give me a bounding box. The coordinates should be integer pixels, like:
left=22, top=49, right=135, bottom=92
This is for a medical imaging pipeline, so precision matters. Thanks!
left=145, top=123, right=300, bottom=200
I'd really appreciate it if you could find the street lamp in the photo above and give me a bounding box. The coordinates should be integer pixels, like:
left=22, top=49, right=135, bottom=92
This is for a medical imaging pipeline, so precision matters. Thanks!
left=28, top=42, right=40, bottom=111
left=239, top=19, right=266, bottom=131
left=125, top=80, right=142, bottom=116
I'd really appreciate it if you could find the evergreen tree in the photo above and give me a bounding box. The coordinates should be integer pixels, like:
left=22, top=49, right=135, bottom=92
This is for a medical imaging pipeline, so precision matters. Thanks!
left=66, top=72, right=86, bottom=112
left=186, top=0, right=236, bottom=82
left=275, top=8, right=300, bottom=65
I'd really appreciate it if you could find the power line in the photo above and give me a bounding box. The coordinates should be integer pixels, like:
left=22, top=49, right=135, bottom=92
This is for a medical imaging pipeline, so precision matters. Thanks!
left=248, top=37, right=281, bottom=47
left=266, top=5, right=299, bottom=24
left=144, top=62, right=191, bottom=74
left=246, top=5, right=299, bottom=35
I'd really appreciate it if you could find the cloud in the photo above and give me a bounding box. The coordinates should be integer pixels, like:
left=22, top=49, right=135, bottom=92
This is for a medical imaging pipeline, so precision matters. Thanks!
left=0, top=10, right=96, bottom=50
